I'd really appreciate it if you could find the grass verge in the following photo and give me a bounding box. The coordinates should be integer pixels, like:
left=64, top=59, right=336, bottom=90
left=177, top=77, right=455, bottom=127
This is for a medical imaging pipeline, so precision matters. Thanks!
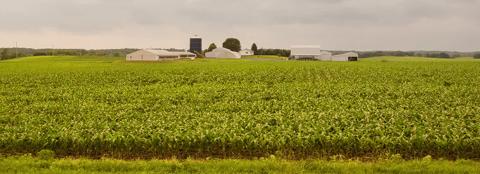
left=1, top=155, right=479, bottom=174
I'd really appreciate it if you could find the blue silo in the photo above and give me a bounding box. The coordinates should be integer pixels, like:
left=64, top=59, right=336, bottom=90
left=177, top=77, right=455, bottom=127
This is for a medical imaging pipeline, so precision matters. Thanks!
left=189, top=37, right=202, bottom=53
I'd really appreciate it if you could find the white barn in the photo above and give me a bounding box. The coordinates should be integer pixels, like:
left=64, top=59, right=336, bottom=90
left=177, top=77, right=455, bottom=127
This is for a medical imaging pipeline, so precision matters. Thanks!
left=205, top=48, right=242, bottom=59
left=290, top=46, right=358, bottom=61
left=239, top=49, right=254, bottom=56
left=126, top=50, right=196, bottom=61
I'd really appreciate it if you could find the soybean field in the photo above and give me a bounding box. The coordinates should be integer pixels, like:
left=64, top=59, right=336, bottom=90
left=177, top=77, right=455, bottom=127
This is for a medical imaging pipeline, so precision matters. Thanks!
left=1, top=56, right=479, bottom=159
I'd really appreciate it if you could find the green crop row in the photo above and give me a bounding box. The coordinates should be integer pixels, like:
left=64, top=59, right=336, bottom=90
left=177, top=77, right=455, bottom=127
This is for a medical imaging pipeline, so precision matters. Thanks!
left=0, top=56, right=479, bottom=159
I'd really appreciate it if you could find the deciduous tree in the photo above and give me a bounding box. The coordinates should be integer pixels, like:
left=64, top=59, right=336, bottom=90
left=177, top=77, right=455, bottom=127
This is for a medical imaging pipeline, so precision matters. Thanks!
left=206, top=43, right=217, bottom=52
left=222, top=38, right=241, bottom=52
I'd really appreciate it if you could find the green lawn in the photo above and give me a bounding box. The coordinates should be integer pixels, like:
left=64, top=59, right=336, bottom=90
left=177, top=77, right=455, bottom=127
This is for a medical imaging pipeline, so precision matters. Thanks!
left=242, top=55, right=288, bottom=61
left=1, top=156, right=479, bottom=174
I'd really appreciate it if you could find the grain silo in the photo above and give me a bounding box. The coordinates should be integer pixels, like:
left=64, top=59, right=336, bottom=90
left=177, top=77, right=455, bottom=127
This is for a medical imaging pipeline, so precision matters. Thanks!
left=189, top=36, right=202, bottom=53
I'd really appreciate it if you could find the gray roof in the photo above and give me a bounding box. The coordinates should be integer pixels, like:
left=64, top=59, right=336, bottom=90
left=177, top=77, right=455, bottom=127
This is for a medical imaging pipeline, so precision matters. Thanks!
left=144, top=49, right=195, bottom=56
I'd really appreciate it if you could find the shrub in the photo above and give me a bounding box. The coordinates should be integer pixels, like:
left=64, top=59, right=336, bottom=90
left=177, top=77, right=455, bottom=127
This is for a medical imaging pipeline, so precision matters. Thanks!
left=473, top=53, right=480, bottom=59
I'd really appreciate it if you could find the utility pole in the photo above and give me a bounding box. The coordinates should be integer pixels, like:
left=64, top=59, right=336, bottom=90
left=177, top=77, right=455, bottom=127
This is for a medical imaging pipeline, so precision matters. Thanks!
left=15, top=42, right=18, bottom=58
left=51, top=45, right=55, bottom=56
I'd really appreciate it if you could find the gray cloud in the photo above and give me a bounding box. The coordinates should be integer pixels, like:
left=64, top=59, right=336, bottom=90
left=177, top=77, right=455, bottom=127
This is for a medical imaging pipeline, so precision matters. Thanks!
left=0, top=0, right=479, bottom=51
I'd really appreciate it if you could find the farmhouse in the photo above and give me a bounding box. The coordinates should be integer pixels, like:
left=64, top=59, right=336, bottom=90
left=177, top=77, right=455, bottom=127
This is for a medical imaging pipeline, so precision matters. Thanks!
left=239, top=49, right=254, bottom=56
left=126, top=49, right=196, bottom=61
left=290, top=46, right=358, bottom=61
left=205, top=48, right=242, bottom=59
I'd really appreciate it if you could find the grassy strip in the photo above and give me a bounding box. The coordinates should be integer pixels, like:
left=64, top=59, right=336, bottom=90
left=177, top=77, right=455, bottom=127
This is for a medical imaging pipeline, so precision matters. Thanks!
left=0, top=156, right=479, bottom=174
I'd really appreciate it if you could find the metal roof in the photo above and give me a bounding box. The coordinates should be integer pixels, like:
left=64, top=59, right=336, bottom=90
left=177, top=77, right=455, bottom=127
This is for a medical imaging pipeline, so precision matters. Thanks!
left=144, top=49, right=195, bottom=56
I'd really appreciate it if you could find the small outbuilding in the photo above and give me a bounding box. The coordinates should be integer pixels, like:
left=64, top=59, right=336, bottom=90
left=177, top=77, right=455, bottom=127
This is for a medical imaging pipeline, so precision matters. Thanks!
left=126, top=49, right=196, bottom=61
left=205, top=48, right=241, bottom=59
left=239, top=49, right=254, bottom=56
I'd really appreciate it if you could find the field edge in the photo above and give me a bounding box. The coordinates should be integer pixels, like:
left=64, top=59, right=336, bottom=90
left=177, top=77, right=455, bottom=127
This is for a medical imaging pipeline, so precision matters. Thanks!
left=1, top=156, right=479, bottom=174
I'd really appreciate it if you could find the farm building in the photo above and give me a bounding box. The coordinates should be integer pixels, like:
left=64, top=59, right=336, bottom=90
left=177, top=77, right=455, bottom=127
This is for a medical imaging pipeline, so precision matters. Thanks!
left=290, top=46, right=358, bottom=61
left=189, top=37, right=202, bottom=53
left=239, top=49, right=254, bottom=56
left=205, top=48, right=242, bottom=59
left=332, top=52, right=359, bottom=61
left=290, top=46, right=332, bottom=60
left=126, top=50, right=196, bottom=61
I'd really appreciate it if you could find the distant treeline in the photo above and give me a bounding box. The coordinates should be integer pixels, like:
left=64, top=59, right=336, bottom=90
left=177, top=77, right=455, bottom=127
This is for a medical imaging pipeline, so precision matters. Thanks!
left=473, top=53, right=480, bottom=59
left=253, top=49, right=480, bottom=59
left=1, top=47, right=479, bottom=60
left=256, top=49, right=291, bottom=57
left=359, top=51, right=480, bottom=59
left=0, top=48, right=138, bottom=60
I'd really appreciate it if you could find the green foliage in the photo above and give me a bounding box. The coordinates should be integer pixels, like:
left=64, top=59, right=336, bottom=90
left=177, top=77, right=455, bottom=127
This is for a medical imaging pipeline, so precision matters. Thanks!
left=37, top=150, right=55, bottom=160
left=206, top=43, right=217, bottom=52
left=474, top=53, right=480, bottom=59
left=427, top=52, right=451, bottom=58
left=360, top=51, right=416, bottom=58
left=1, top=157, right=480, bottom=174
left=256, top=49, right=290, bottom=57
left=0, top=56, right=480, bottom=159
left=0, top=49, right=8, bottom=60
left=362, top=56, right=472, bottom=62
left=251, top=43, right=258, bottom=55
left=222, top=38, right=241, bottom=52
left=0, top=48, right=137, bottom=59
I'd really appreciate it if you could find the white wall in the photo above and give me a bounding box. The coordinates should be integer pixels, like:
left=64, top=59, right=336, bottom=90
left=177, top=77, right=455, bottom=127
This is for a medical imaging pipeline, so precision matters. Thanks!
left=205, top=48, right=241, bottom=59
left=291, top=49, right=332, bottom=60
left=332, top=52, right=359, bottom=61
left=126, top=50, right=158, bottom=61
left=291, top=47, right=323, bottom=56
left=331, top=55, right=348, bottom=61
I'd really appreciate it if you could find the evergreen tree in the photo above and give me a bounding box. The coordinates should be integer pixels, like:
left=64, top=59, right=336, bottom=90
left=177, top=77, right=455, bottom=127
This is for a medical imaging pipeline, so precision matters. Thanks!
left=251, top=43, right=258, bottom=55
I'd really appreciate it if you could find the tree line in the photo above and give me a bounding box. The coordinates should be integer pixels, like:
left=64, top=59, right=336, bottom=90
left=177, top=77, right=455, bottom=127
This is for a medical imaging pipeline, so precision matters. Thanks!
left=1, top=45, right=479, bottom=60
left=0, top=48, right=138, bottom=60
left=474, top=53, right=480, bottom=59
left=205, top=38, right=480, bottom=59
left=359, top=51, right=480, bottom=59
left=203, top=38, right=291, bottom=57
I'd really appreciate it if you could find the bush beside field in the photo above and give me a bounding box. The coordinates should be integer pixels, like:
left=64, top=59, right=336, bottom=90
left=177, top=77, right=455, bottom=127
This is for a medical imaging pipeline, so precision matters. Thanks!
left=0, top=56, right=480, bottom=159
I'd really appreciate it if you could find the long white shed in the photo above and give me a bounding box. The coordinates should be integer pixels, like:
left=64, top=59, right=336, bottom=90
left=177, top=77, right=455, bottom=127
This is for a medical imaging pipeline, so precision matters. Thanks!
left=290, top=46, right=332, bottom=61
left=126, top=50, right=196, bottom=61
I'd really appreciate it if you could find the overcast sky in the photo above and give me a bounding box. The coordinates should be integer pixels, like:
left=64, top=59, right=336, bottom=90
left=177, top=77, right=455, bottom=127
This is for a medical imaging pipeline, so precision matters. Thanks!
left=0, top=0, right=479, bottom=51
